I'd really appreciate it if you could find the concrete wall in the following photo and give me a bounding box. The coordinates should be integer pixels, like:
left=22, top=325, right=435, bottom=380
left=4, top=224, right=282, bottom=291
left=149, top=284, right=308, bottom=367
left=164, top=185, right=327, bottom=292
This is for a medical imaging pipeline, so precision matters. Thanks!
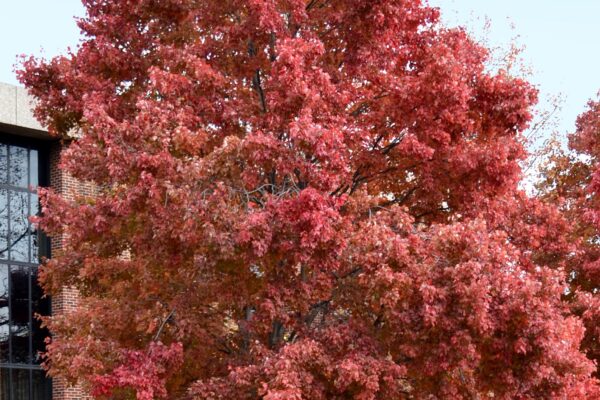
left=0, top=82, right=49, bottom=139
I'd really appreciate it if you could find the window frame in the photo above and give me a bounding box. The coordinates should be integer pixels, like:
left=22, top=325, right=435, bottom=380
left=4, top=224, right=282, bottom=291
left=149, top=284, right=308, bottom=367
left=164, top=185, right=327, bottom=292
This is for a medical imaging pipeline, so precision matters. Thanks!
left=0, top=132, right=52, bottom=399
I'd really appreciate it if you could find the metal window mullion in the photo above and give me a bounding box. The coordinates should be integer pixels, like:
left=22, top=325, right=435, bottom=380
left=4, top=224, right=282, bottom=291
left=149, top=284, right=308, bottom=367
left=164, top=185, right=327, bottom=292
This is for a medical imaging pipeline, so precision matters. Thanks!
left=0, top=185, right=31, bottom=194
left=28, top=367, right=32, bottom=400
left=27, top=150, right=31, bottom=266
left=28, top=267, right=32, bottom=369
left=7, top=268, right=12, bottom=371
left=4, top=261, right=35, bottom=269
left=26, top=149, right=36, bottom=393
left=6, top=146, right=13, bottom=400
left=5, top=146, right=9, bottom=195
left=6, top=148, right=10, bottom=263
left=6, top=266, right=12, bottom=400
left=27, top=150, right=36, bottom=386
left=0, top=364, right=40, bottom=370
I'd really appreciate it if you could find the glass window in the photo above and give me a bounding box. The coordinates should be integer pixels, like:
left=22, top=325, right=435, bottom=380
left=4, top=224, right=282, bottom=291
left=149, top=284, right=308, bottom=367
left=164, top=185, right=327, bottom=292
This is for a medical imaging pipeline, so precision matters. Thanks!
left=0, top=139, right=51, bottom=400
left=8, top=147, right=28, bottom=189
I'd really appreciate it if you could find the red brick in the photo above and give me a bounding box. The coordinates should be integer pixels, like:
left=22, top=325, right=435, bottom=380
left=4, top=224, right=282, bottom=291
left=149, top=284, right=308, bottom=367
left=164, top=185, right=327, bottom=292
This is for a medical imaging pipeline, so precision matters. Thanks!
left=49, top=142, right=93, bottom=400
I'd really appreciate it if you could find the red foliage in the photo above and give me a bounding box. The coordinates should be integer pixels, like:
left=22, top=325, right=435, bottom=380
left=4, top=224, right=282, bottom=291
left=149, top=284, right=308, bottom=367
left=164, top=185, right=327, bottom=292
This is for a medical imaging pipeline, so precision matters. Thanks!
left=551, top=98, right=600, bottom=376
left=18, top=0, right=599, bottom=398
left=91, top=342, right=183, bottom=400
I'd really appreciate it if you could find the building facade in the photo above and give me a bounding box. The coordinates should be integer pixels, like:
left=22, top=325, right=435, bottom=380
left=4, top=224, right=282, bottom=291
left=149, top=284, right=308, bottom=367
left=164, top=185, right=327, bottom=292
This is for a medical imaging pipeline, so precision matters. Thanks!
left=0, top=82, right=87, bottom=400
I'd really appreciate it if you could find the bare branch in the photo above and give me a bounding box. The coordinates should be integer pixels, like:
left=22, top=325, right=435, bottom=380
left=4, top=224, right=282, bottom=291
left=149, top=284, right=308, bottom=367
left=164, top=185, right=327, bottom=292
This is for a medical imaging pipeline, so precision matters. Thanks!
left=0, top=228, right=31, bottom=257
left=153, top=308, right=176, bottom=342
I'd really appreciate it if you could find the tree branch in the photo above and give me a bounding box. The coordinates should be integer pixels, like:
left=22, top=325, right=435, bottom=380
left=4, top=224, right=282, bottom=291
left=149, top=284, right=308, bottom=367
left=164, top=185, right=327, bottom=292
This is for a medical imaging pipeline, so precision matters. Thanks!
left=0, top=228, right=30, bottom=257
left=153, top=308, right=176, bottom=342
left=252, top=69, right=268, bottom=113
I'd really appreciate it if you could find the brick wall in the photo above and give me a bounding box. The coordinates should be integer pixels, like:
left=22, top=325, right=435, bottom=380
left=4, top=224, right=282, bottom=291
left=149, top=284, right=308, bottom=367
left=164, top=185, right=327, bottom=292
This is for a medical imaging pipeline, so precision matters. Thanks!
left=49, top=142, right=93, bottom=400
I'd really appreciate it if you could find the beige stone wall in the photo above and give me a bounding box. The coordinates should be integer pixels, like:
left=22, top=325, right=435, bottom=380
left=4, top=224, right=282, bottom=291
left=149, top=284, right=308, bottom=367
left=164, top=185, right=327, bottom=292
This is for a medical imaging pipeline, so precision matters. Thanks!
left=0, top=82, right=45, bottom=134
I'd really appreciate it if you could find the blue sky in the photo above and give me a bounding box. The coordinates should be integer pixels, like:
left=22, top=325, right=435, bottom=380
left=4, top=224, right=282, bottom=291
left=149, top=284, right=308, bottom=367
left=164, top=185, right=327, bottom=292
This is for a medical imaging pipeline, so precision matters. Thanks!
left=0, top=1, right=83, bottom=83
left=0, top=0, right=598, bottom=135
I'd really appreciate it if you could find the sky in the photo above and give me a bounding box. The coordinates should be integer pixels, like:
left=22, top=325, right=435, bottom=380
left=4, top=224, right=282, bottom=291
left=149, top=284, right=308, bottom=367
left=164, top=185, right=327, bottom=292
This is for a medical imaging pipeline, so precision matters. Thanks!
left=0, top=0, right=598, bottom=136
left=0, top=0, right=83, bottom=83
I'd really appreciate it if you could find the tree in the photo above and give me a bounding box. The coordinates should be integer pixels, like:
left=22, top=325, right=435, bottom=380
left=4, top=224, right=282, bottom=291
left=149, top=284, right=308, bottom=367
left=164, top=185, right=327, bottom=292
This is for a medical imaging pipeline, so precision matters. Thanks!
left=537, top=96, right=600, bottom=379
left=18, top=0, right=599, bottom=398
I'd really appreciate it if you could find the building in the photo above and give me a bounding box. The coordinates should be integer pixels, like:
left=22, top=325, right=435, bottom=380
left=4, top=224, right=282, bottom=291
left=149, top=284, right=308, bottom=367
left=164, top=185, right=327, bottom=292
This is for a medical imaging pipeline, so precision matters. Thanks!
left=0, top=82, right=88, bottom=400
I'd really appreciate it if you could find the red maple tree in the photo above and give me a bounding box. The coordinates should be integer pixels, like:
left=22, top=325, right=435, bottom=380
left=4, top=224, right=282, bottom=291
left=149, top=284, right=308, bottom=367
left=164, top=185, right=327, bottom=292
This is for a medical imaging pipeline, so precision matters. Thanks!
left=537, top=97, right=600, bottom=382
left=18, top=0, right=600, bottom=398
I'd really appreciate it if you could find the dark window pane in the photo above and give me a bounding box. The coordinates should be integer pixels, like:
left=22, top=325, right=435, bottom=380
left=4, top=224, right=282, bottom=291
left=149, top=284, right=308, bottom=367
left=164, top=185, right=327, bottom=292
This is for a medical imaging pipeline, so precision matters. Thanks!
left=0, top=368, right=9, bottom=400
left=29, top=150, right=38, bottom=189
left=9, top=266, right=29, bottom=364
left=0, top=190, right=6, bottom=261
left=0, top=145, right=6, bottom=185
left=31, top=270, right=49, bottom=365
left=8, top=147, right=28, bottom=189
left=0, top=266, right=8, bottom=364
left=32, top=369, right=51, bottom=400
left=11, top=368, right=29, bottom=400
left=8, top=192, right=28, bottom=263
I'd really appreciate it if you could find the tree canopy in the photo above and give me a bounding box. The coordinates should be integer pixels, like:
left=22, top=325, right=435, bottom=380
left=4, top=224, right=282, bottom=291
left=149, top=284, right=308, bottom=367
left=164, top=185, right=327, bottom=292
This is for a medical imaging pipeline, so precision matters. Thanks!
left=18, top=0, right=600, bottom=398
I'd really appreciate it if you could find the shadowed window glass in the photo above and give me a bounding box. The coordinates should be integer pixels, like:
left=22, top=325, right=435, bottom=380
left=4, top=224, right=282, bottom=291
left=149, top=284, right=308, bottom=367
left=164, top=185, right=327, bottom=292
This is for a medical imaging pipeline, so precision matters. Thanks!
left=0, top=139, right=51, bottom=400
